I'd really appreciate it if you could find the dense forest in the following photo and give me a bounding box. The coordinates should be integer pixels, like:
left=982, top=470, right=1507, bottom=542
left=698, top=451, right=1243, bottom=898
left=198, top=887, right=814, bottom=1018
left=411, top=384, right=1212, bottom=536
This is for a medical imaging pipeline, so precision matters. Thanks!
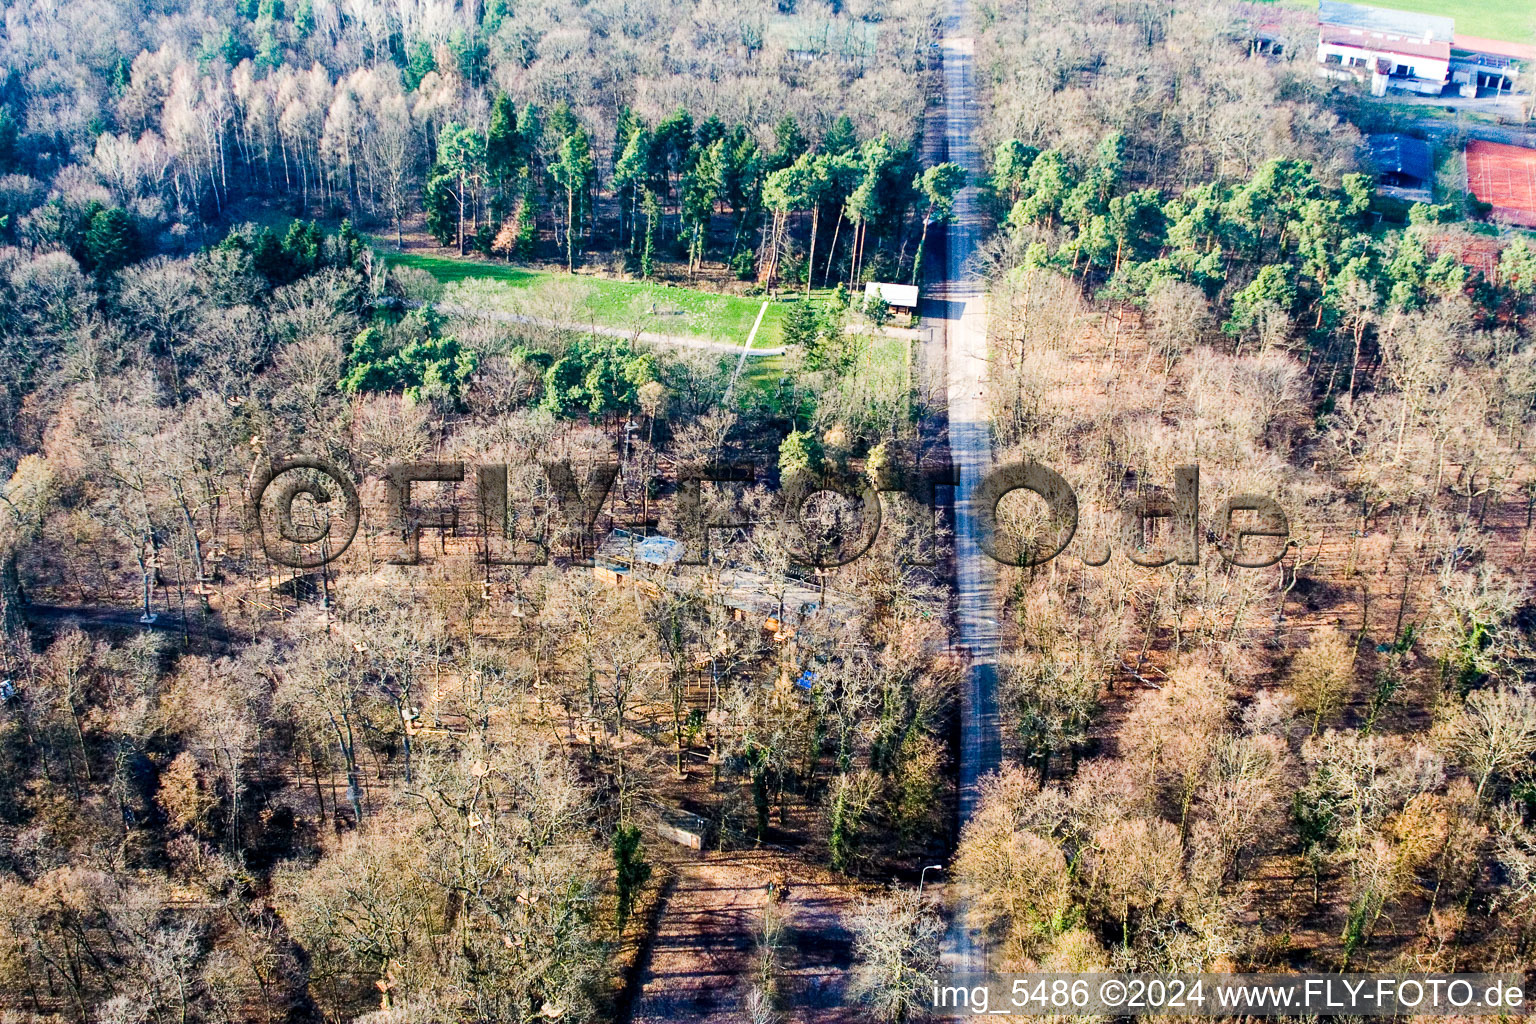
left=0, top=0, right=1532, bottom=1020
left=952, top=0, right=1536, bottom=986
left=0, top=0, right=938, bottom=277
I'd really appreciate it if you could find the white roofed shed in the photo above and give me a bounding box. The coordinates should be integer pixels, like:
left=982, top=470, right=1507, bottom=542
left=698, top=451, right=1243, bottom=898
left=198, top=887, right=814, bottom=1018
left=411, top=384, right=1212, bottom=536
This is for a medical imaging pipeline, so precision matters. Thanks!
left=863, top=281, right=919, bottom=311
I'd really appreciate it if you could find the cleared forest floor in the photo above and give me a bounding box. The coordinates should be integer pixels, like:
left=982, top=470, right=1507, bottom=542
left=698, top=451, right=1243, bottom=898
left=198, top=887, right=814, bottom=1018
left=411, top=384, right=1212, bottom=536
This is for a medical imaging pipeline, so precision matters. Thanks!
left=624, top=847, right=869, bottom=1024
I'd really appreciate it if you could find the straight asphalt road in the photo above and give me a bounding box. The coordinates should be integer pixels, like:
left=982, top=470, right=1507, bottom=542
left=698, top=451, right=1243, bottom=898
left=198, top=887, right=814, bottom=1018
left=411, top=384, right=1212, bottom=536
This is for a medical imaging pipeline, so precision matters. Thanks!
left=934, top=0, right=1001, bottom=976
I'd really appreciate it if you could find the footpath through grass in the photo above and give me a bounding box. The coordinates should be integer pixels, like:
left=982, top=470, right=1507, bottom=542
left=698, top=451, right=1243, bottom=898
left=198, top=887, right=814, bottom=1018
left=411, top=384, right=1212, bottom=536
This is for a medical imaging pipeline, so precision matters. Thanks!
left=383, top=250, right=791, bottom=348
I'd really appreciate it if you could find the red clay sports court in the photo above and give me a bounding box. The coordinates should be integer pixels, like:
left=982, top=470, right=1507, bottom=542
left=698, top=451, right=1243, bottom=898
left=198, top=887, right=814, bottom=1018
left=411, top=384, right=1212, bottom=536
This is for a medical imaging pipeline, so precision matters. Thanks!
left=1465, top=139, right=1536, bottom=227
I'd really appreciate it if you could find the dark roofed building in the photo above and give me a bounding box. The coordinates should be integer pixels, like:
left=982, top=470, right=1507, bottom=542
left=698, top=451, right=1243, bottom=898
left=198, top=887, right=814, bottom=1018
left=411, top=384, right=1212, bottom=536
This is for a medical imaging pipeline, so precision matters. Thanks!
left=1366, top=134, right=1435, bottom=201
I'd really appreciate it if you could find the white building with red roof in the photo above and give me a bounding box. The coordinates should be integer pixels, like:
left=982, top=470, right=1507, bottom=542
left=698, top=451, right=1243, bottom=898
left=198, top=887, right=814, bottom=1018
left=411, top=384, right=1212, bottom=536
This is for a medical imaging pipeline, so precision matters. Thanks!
left=1316, top=0, right=1453, bottom=96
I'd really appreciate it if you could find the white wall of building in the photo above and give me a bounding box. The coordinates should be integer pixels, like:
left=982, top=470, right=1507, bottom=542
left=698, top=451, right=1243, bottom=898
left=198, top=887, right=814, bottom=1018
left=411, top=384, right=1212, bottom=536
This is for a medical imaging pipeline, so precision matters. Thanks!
left=1316, top=40, right=1448, bottom=95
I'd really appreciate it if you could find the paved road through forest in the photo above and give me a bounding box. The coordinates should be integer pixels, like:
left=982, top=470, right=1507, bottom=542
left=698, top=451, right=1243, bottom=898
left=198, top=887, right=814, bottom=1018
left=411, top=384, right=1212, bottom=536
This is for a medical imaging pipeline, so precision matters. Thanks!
left=933, top=0, right=1000, bottom=976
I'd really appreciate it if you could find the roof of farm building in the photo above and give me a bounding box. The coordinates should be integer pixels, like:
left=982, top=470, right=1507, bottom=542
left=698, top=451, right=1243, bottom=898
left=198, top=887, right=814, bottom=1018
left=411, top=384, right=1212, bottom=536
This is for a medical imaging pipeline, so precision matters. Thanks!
left=1318, top=1, right=1454, bottom=43
left=1319, top=26, right=1451, bottom=60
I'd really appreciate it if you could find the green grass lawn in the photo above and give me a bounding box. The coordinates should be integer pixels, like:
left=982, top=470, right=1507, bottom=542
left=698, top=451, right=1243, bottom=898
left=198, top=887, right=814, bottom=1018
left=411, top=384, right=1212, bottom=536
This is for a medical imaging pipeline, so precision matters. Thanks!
left=737, top=331, right=912, bottom=425
left=756, top=304, right=787, bottom=348
left=835, top=332, right=914, bottom=429
left=1384, top=0, right=1534, bottom=44
left=740, top=352, right=791, bottom=396
left=386, top=251, right=547, bottom=288
left=382, top=250, right=789, bottom=348
left=1256, top=0, right=1534, bottom=44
